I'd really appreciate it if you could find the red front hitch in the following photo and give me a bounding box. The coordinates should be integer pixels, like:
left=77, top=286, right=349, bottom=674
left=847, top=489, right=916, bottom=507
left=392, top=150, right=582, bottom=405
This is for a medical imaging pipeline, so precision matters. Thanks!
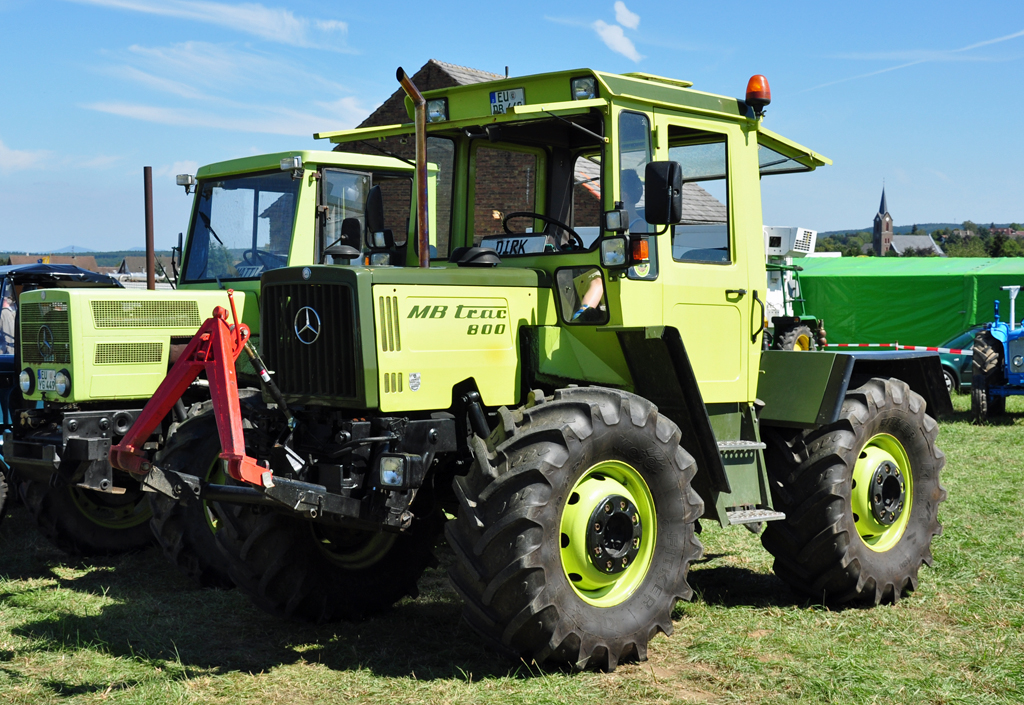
left=109, top=290, right=269, bottom=487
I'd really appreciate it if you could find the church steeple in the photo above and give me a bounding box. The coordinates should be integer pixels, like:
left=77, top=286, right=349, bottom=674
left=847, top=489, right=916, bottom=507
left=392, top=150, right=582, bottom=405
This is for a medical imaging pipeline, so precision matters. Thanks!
left=873, top=185, right=893, bottom=255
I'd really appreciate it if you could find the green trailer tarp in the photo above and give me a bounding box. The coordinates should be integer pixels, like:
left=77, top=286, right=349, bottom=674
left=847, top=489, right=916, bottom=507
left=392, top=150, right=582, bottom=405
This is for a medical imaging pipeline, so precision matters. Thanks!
left=797, top=257, right=1024, bottom=347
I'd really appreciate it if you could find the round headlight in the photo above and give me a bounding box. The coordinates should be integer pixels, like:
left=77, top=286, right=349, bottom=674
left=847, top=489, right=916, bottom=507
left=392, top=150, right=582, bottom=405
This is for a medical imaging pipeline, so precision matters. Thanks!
left=55, top=370, right=71, bottom=397
left=1014, top=355, right=1023, bottom=368
left=19, top=369, right=34, bottom=394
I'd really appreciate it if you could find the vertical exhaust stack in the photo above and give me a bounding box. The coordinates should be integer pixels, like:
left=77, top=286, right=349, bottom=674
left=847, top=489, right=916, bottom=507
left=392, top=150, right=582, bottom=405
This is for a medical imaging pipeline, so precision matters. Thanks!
left=397, top=67, right=430, bottom=269
left=144, top=166, right=156, bottom=290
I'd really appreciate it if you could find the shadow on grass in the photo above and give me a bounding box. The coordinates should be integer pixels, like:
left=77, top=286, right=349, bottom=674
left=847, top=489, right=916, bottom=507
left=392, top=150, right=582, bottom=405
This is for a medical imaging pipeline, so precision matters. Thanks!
left=2, top=510, right=541, bottom=683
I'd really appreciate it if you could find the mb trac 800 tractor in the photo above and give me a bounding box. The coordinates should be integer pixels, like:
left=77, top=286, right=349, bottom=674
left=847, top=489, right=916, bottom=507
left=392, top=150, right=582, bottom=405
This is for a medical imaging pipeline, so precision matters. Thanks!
left=5, top=150, right=431, bottom=576
left=113, top=68, right=951, bottom=671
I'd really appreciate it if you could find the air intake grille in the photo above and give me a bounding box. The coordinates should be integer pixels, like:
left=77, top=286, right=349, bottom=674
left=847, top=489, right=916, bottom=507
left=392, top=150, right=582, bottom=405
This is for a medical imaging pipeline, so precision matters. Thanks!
left=95, top=342, right=163, bottom=365
left=91, top=300, right=202, bottom=328
left=378, top=295, right=401, bottom=352
left=21, top=301, right=71, bottom=364
left=261, top=282, right=358, bottom=400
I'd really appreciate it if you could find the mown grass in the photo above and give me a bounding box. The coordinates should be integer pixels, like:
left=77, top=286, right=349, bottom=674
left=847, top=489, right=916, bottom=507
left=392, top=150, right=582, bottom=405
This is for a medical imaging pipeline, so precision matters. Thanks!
left=1, top=393, right=1022, bottom=704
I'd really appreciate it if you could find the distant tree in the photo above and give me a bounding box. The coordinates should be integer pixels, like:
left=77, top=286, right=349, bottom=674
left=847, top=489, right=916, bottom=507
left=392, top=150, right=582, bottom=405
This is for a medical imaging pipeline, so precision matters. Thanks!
left=1011, top=223, right=1023, bottom=231
left=1001, top=238, right=1024, bottom=257
left=989, top=232, right=1007, bottom=257
left=946, top=237, right=989, bottom=257
left=911, top=224, right=918, bottom=234
left=963, top=220, right=978, bottom=233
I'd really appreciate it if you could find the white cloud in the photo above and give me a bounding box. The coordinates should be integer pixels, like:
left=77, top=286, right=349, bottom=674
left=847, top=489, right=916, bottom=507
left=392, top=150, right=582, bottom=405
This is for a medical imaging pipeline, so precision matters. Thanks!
left=84, top=101, right=362, bottom=136
left=0, top=140, right=51, bottom=172
left=614, top=1, right=639, bottom=30
left=64, top=0, right=353, bottom=50
left=593, top=20, right=643, bottom=62
left=154, top=160, right=200, bottom=180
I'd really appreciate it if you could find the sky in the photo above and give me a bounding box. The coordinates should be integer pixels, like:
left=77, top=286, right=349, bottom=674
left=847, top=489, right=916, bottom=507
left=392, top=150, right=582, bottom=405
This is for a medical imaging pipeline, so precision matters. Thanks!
left=1, top=0, right=1022, bottom=251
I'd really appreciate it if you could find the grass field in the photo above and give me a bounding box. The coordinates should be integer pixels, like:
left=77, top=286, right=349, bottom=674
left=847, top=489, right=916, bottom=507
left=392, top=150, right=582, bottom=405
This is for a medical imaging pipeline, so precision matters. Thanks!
left=1, top=393, right=1022, bottom=704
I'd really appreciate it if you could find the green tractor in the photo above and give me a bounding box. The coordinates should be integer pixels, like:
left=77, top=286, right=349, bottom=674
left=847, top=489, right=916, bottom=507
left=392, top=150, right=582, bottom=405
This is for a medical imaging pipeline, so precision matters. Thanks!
left=111, top=67, right=950, bottom=670
left=4, top=150, right=429, bottom=580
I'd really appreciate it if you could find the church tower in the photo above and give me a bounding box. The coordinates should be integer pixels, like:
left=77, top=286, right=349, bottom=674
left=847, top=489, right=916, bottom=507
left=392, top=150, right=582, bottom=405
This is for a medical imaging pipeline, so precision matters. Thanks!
left=873, top=187, right=893, bottom=255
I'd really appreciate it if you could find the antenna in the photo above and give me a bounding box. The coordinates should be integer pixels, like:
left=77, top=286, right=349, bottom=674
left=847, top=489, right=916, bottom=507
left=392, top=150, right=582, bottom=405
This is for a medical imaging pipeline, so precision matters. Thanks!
left=505, top=66, right=509, bottom=78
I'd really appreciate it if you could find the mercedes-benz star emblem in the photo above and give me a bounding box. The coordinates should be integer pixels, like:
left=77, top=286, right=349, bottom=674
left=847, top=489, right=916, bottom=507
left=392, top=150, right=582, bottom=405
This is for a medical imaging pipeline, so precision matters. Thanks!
left=37, top=325, right=54, bottom=360
left=293, top=306, right=321, bottom=345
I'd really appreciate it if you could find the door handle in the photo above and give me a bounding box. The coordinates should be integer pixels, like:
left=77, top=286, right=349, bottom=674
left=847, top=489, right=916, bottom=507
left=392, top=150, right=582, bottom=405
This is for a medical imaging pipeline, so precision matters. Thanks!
left=751, top=290, right=765, bottom=343
left=726, top=288, right=747, bottom=297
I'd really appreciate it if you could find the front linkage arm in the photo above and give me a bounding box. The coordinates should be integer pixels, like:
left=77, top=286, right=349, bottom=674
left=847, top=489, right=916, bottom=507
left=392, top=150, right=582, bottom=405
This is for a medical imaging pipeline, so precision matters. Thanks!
left=109, top=290, right=268, bottom=488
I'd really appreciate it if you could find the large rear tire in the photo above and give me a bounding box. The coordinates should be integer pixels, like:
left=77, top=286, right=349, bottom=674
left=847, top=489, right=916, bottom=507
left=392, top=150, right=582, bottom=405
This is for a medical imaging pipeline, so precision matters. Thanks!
left=446, top=387, right=702, bottom=671
left=215, top=502, right=443, bottom=622
left=761, top=377, right=946, bottom=604
left=972, top=332, right=1005, bottom=424
left=20, top=477, right=154, bottom=556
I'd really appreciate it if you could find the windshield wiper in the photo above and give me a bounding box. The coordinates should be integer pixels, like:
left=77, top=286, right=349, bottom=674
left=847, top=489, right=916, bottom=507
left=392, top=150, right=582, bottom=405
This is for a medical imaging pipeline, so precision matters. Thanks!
left=198, top=211, right=225, bottom=246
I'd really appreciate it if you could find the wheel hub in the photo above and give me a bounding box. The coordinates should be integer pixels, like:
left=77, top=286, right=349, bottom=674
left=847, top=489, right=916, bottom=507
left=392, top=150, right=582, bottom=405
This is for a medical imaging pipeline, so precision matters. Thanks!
left=869, top=460, right=905, bottom=525
left=586, top=494, right=642, bottom=574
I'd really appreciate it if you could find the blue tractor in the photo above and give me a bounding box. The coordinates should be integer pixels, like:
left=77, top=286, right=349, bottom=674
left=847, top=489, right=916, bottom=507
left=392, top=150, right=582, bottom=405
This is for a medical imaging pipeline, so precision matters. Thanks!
left=972, top=285, right=1024, bottom=424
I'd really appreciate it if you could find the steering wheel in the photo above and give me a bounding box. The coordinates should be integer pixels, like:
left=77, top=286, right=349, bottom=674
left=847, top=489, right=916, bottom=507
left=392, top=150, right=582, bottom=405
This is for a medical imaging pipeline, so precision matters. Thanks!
left=502, top=212, right=585, bottom=250
left=243, top=249, right=287, bottom=268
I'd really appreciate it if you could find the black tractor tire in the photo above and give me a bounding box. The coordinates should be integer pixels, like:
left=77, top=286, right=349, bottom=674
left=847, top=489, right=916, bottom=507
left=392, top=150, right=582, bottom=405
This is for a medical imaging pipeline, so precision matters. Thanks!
left=761, top=377, right=946, bottom=605
left=972, top=330, right=1003, bottom=379
left=445, top=387, right=703, bottom=671
left=774, top=324, right=816, bottom=351
left=149, top=405, right=237, bottom=588
left=20, top=477, right=155, bottom=556
left=215, top=501, right=443, bottom=622
left=0, top=466, right=9, bottom=529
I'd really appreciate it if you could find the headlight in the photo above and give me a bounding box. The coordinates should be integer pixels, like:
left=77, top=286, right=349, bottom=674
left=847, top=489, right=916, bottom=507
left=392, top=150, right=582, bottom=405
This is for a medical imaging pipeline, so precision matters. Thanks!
left=1014, top=355, right=1023, bottom=367
left=572, top=76, right=597, bottom=100
left=55, top=369, right=71, bottom=397
left=19, top=369, right=33, bottom=394
left=379, top=455, right=406, bottom=488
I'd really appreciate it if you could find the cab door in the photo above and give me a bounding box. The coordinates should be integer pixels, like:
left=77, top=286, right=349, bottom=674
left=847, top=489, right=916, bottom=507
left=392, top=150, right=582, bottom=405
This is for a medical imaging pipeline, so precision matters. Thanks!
left=656, top=118, right=758, bottom=404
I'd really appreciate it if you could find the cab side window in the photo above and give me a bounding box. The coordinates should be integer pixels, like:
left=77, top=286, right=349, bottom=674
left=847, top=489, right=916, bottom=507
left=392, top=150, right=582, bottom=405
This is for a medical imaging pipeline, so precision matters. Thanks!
left=668, top=133, right=730, bottom=264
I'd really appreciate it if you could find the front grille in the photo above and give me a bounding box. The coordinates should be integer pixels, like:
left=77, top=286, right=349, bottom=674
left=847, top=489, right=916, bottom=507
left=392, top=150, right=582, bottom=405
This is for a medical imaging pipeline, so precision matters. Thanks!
left=91, top=300, right=202, bottom=328
left=95, top=342, right=163, bottom=365
left=21, top=301, right=71, bottom=364
left=261, top=282, right=358, bottom=400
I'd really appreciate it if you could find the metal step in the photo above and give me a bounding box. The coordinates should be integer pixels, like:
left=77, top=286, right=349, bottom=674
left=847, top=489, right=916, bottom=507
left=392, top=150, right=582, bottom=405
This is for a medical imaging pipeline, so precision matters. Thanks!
left=727, top=508, right=786, bottom=525
left=717, top=440, right=766, bottom=458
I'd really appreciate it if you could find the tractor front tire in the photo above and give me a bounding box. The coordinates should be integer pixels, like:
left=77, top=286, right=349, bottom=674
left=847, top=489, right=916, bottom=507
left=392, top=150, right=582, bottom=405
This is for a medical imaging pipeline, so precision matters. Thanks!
left=972, top=332, right=1006, bottom=423
left=761, top=377, right=946, bottom=604
left=0, top=466, right=9, bottom=529
left=775, top=324, right=816, bottom=351
left=215, top=502, right=442, bottom=622
left=20, top=478, right=154, bottom=556
left=149, top=405, right=237, bottom=588
left=446, top=387, right=703, bottom=671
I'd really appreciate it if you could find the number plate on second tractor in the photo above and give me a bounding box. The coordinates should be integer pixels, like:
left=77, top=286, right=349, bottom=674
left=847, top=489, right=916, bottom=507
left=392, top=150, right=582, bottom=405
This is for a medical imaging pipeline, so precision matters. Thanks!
left=490, top=88, right=524, bottom=115
left=37, top=369, right=56, bottom=392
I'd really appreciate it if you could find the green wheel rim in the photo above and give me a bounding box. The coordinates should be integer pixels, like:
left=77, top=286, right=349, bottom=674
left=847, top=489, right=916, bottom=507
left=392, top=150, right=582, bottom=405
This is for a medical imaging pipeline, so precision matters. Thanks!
left=68, top=486, right=153, bottom=530
left=559, top=459, right=656, bottom=607
left=313, top=526, right=397, bottom=570
left=851, top=433, right=913, bottom=552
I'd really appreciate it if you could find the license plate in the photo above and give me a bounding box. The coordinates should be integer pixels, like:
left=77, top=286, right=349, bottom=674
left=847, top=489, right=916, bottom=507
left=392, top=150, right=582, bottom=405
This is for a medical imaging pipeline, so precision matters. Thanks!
left=490, top=88, right=524, bottom=115
left=38, top=369, right=56, bottom=392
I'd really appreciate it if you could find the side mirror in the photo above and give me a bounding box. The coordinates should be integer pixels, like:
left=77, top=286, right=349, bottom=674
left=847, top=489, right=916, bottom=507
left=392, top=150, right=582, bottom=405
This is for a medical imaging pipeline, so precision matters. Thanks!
left=644, top=161, right=683, bottom=225
left=324, top=218, right=362, bottom=261
left=365, top=185, right=385, bottom=245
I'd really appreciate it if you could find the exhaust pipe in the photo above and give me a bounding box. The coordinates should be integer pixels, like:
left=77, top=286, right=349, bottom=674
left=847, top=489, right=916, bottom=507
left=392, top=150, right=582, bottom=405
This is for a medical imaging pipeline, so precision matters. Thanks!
left=397, top=67, right=431, bottom=269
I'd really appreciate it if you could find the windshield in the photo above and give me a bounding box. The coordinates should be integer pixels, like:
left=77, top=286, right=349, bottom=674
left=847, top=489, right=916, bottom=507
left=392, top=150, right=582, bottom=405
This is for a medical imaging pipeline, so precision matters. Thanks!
left=183, top=170, right=300, bottom=283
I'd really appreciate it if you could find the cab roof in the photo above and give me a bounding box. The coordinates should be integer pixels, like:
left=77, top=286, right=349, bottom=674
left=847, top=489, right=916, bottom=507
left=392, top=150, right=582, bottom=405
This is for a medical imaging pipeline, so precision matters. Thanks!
left=196, top=150, right=416, bottom=180
left=314, top=68, right=829, bottom=171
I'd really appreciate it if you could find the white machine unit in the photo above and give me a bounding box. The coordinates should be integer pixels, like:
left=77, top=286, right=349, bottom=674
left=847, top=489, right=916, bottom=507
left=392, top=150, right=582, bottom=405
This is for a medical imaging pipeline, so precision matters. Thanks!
left=764, top=226, right=817, bottom=321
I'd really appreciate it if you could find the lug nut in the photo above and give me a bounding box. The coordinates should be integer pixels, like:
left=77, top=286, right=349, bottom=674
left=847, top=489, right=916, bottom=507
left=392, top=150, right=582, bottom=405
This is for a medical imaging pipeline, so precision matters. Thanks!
left=593, top=546, right=602, bottom=556
left=604, top=502, right=612, bottom=514
left=605, top=560, right=613, bottom=570
left=632, top=514, right=639, bottom=525
left=622, top=557, right=629, bottom=567
left=594, top=522, right=602, bottom=532
left=632, top=537, right=640, bottom=548
left=619, top=500, right=626, bottom=510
